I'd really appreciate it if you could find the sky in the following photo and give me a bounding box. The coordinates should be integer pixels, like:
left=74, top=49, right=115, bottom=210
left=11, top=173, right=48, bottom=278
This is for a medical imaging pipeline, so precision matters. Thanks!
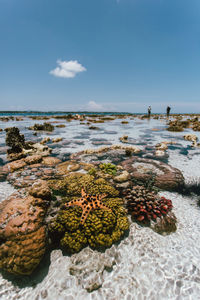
left=0, top=0, right=200, bottom=113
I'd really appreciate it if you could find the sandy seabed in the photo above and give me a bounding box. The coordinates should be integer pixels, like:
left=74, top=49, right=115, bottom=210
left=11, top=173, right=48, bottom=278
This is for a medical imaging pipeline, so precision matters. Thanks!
left=0, top=115, right=200, bottom=300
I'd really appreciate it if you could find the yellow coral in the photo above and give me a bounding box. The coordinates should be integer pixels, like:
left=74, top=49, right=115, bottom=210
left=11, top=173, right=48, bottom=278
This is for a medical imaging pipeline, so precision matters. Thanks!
left=49, top=173, right=129, bottom=254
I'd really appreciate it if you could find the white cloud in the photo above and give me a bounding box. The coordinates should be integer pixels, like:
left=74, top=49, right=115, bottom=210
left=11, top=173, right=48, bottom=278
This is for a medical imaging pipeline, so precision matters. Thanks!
left=50, top=60, right=86, bottom=78
left=86, top=101, right=104, bottom=111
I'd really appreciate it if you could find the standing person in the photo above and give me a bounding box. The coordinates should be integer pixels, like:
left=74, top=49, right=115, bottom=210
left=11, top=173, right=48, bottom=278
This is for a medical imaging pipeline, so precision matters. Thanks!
left=148, top=106, right=151, bottom=118
left=166, top=106, right=171, bottom=117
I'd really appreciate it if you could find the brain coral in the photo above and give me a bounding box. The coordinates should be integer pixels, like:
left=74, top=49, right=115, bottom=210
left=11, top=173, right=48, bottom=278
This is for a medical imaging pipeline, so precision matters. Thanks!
left=49, top=174, right=129, bottom=253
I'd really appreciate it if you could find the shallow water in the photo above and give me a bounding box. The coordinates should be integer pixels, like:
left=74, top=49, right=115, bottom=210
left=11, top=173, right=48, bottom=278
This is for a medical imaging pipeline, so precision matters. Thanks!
left=1, top=115, right=200, bottom=300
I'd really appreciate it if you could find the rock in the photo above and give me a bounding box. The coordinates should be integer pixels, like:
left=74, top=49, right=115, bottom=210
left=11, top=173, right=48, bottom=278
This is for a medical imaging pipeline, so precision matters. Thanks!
left=57, top=161, right=81, bottom=174
left=184, top=134, right=198, bottom=147
left=5, top=127, right=25, bottom=155
left=155, top=150, right=166, bottom=157
left=114, top=170, right=130, bottom=182
left=7, top=152, right=25, bottom=161
left=166, top=119, right=190, bottom=132
left=23, top=142, right=52, bottom=157
left=121, top=157, right=184, bottom=192
left=0, top=195, right=48, bottom=275
left=40, top=137, right=51, bottom=144
left=150, top=211, right=177, bottom=234
left=42, top=156, right=61, bottom=166
left=4, top=159, right=26, bottom=172
left=52, top=138, right=63, bottom=143
left=28, top=122, right=54, bottom=132
left=120, top=136, right=128, bottom=143
left=155, top=142, right=168, bottom=151
left=25, top=154, right=42, bottom=165
left=89, top=126, right=100, bottom=130
left=69, top=247, right=116, bottom=292
left=0, top=167, right=7, bottom=181
left=80, top=145, right=141, bottom=156
left=56, top=124, right=66, bottom=128
left=29, top=180, right=52, bottom=200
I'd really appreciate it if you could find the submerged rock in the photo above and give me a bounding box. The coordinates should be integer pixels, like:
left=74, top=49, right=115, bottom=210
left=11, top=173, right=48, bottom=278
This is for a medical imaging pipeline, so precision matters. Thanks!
left=69, top=246, right=116, bottom=292
left=150, top=211, right=177, bottom=235
left=121, top=157, right=184, bottom=192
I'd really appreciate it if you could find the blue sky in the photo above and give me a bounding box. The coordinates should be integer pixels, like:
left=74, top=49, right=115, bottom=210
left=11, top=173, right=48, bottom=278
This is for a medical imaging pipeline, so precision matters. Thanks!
left=0, top=0, right=200, bottom=113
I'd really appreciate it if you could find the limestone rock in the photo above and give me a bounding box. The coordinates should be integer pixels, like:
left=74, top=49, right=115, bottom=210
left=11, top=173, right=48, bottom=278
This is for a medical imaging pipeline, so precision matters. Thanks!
left=29, top=180, right=52, bottom=200
left=150, top=211, right=177, bottom=235
left=184, top=134, right=198, bottom=147
left=24, top=154, right=42, bottom=165
left=69, top=247, right=116, bottom=292
left=23, top=142, right=52, bottom=157
left=0, top=167, right=7, bottom=182
left=52, top=138, right=63, bottom=143
left=4, top=159, right=26, bottom=172
left=42, top=156, right=61, bottom=166
left=0, top=195, right=48, bottom=275
left=40, top=137, right=51, bottom=144
left=121, top=157, right=184, bottom=192
left=57, top=161, right=81, bottom=174
left=114, top=170, right=129, bottom=183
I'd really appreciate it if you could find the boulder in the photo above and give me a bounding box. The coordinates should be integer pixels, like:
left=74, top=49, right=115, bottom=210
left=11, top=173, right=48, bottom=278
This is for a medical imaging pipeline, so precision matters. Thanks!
left=42, top=156, right=61, bottom=166
left=24, top=154, right=43, bottom=165
left=29, top=180, right=52, bottom=200
left=121, top=157, right=184, bottom=192
left=0, top=194, right=48, bottom=275
left=3, top=159, right=26, bottom=172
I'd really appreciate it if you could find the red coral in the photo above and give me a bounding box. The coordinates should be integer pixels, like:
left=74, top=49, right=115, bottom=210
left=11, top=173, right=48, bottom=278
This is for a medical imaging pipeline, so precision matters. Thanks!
left=126, top=186, right=173, bottom=223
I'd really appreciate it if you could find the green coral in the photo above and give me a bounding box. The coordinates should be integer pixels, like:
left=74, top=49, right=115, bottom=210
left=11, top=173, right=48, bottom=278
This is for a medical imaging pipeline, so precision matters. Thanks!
left=99, top=163, right=117, bottom=176
left=88, top=167, right=98, bottom=176
left=49, top=174, right=129, bottom=253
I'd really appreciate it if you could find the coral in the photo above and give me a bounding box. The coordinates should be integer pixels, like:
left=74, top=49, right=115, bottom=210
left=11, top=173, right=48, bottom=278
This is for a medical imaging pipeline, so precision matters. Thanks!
left=49, top=173, right=119, bottom=197
left=99, top=163, right=117, bottom=176
left=49, top=174, right=129, bottom=253
left=65, top=189, right=112, bottom=225
left=88, top=167, right=98, bottom=176
left=0, top=195, right=48, bottom=275
left=126, top=185, right=173, bottom=222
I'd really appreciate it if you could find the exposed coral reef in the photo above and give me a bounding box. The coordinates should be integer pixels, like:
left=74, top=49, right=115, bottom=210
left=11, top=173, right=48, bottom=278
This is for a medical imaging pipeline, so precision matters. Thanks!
left=48, top=174, right=129, bottom=253
left=0, top=194, right=49, bottom=275
left=126, top=185, right=173, bottom=222
left=125, top=185, right=177, bottom=234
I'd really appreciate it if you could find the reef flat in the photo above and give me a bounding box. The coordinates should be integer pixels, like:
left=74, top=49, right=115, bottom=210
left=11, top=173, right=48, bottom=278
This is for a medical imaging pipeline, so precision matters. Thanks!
left=0, top=113, right=200, bottom=300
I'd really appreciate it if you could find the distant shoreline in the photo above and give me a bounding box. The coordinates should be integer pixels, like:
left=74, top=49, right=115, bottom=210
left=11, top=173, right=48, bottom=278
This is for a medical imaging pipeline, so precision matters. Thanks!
left=0, top=111, right=199, bottom=116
